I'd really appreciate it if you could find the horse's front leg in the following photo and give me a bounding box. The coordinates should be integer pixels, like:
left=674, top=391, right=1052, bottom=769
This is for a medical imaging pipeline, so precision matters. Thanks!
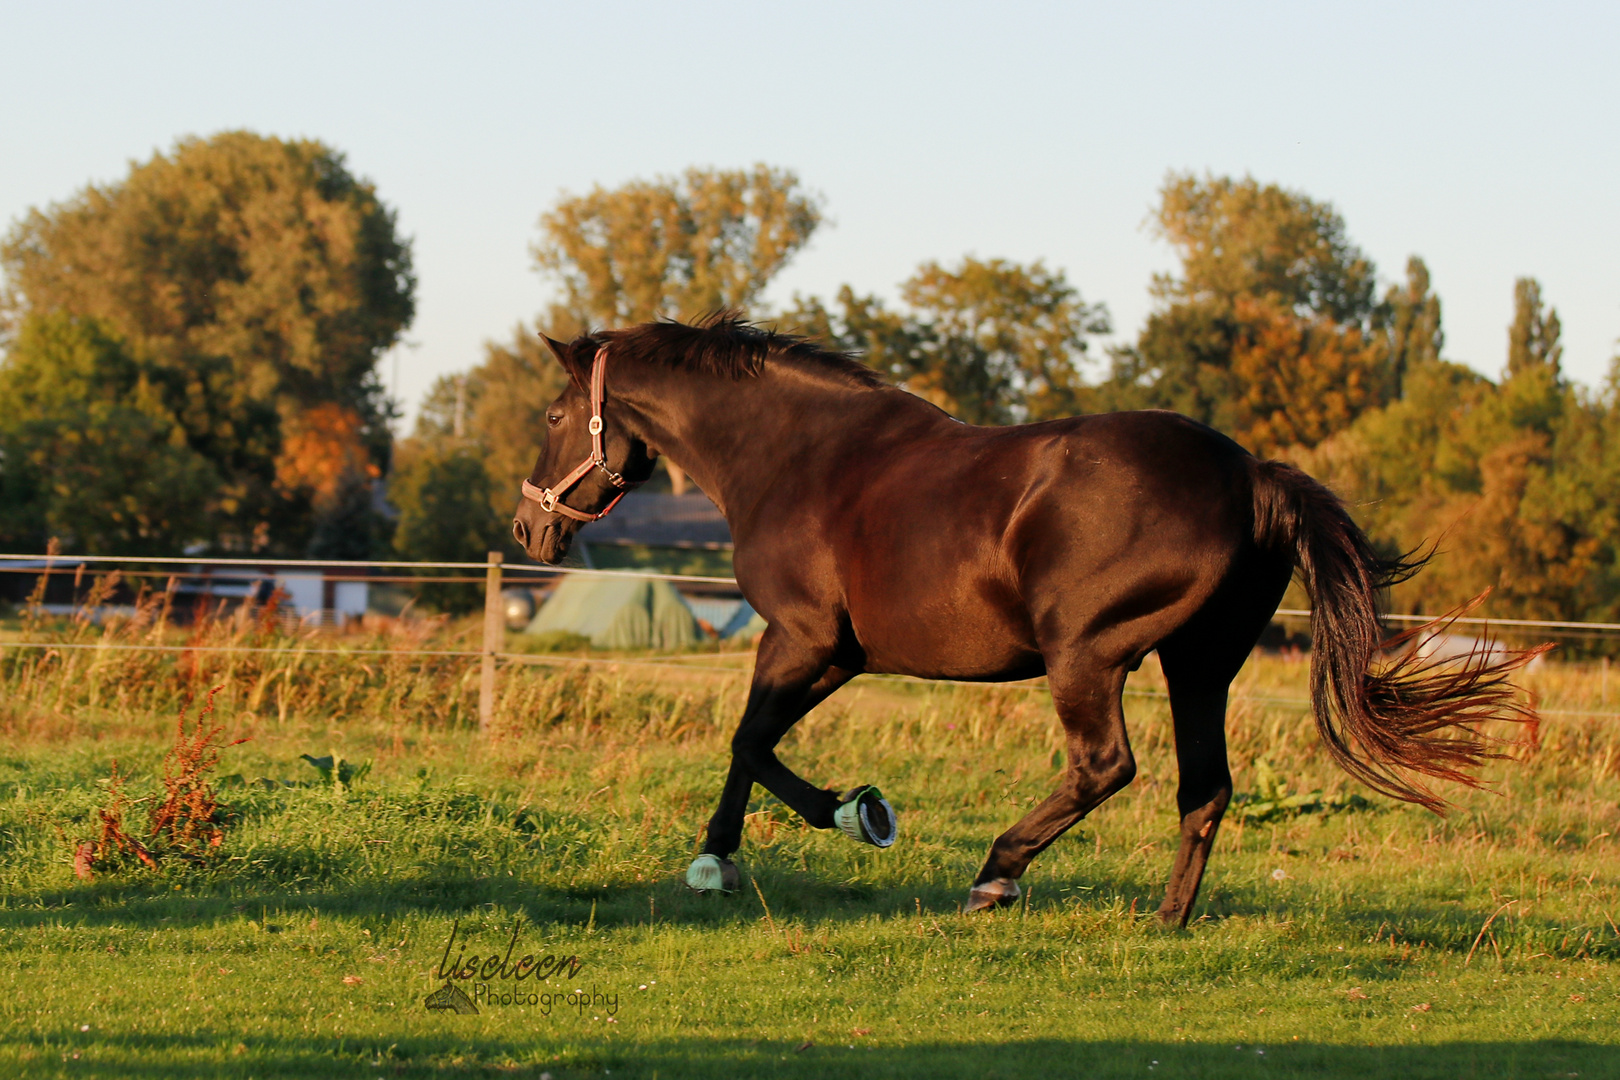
left=688, top=633, right=854, bottom=892
left=700, top=670, right=850, bottom=849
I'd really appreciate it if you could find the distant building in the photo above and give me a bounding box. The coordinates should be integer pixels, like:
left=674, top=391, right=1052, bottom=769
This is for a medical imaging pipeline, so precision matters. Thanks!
left=0, top=558, right=366, bottom=627
left=575, top=490, right=732, bottom=564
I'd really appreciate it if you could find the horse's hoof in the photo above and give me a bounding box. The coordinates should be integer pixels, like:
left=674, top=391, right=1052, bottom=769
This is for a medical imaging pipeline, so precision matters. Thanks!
left=834, top=786, right=897, bottom=848
left=685, top=854, right=740, bottom=893
left=965, top=877, right=1021, bottom=912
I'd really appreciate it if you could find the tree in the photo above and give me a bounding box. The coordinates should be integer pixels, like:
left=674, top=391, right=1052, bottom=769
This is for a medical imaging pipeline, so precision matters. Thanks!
left=1507, top=276, right=1562, bottom=379
left=1298, top=277, right=1620, bottom=623
left=414, top=322, right=571, bottom=519
left=784, top=257, right=1110, bottom=424
left=530, top=164, right=820, bottom=493
left=1104, top=173, right=1390, bottom=453
left=1379, top=256, right=1444, bottom=399
left=1225, top=296, right=1385, bottom=457
left=534, top=165, right=823, bottom=332
left=1, top=131, right=414, bottom=553
left=0, top=313, right=219, bottom=554
left=274, top=402, right=382, bottom=559
left=388, top=440, right=508, bottom=613
left=1149, top=172, right=1376, bottom=323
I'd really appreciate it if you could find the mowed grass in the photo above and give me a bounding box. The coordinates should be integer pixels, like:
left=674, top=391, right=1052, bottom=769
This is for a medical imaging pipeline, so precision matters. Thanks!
left=0, top=622, right=1618, bottom=1078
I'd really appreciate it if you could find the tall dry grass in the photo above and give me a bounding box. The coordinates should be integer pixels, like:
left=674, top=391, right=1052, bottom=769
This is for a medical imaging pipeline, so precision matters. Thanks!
left=0, top=573, right=749, bottom=752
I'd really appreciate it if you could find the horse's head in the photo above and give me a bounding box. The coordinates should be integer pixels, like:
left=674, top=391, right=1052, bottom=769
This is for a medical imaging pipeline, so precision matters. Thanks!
left=512, top=333, right=658, bottom=564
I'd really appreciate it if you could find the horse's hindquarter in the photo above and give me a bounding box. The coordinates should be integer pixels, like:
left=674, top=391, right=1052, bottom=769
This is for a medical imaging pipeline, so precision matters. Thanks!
left=836, top=412, right=1252, bottom=680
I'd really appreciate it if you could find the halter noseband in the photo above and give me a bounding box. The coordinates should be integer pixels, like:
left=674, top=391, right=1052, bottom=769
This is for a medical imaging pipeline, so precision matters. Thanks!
left=520, top=345, right=638, bottom=522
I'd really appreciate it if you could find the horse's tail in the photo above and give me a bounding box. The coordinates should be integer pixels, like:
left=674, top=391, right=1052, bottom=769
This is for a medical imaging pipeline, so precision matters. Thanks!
left=1249, top=458, right=1546, bottom=813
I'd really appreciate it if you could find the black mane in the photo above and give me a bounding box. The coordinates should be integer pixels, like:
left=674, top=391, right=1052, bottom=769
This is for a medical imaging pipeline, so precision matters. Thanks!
left=601, top=312, right=884, bottom=389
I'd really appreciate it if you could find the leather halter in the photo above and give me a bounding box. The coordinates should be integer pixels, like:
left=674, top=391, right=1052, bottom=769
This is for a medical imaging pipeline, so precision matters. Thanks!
left=519, top=345, right=638, bottom=522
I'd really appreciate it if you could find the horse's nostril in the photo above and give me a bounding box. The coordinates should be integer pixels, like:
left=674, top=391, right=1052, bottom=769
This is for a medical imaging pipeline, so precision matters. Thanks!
left=512, top=519, right=528, bottom=546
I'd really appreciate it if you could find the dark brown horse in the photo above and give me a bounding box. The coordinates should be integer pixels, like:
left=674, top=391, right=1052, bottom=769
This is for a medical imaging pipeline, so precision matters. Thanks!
left=510, top=315, right=1538, bottom=924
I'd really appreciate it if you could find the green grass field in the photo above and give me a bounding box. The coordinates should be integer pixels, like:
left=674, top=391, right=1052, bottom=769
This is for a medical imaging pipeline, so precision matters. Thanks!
left=1, top=612, right=1618, bottom=1078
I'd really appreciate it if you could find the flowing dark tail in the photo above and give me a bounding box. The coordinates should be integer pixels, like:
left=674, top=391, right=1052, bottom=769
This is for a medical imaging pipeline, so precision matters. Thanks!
left=1250, top=459, right=1548, bottom=813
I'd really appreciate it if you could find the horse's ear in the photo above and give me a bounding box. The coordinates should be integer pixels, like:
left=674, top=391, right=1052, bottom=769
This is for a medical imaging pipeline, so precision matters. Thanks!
left=540, top=334, right=571, bottom=366
left=540, top=333, right=590, bottom=391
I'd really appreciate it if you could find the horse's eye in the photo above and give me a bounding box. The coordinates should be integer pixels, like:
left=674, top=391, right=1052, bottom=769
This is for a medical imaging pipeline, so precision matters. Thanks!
left=546, top=413, right=562, bottom=427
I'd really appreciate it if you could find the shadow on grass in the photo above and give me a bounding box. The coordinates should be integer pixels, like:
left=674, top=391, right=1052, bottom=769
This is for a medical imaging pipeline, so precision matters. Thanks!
left=6, top=1033, right=1614, bottom=1079
left=0, top=865, right=1017, bottom=931
left=5, top=860, right=1605, bottom=967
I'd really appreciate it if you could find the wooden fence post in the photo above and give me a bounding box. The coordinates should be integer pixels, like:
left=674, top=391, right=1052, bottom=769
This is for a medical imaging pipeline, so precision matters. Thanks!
left=479, top=551, right=503, bottom=731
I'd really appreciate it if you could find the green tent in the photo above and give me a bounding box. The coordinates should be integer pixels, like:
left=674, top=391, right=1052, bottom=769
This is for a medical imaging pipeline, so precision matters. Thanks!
left=525, top=575, right=699, bottom=650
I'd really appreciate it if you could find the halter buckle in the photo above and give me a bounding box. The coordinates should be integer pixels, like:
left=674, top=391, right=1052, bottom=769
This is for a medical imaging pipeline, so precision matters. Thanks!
left=588, top=416, right=604, bottom=436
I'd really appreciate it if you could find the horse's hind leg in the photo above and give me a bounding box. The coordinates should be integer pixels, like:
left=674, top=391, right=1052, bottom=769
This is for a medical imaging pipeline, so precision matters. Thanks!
left=1151, top=667, right=1233, bottom=927
left=1154, top=557, right=1291, bottom=926
left=967, top=661, right=1134, bottom=911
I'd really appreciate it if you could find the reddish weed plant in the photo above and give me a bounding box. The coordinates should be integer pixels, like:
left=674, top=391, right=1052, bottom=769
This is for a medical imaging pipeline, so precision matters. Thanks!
left=77, top=685, right=247, bottom=878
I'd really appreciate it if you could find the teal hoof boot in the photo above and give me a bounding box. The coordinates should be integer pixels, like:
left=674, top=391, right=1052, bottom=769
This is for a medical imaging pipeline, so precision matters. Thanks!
left=834, top=785, right=897, bottom=848
left=685, top=854, right=740, bottom=893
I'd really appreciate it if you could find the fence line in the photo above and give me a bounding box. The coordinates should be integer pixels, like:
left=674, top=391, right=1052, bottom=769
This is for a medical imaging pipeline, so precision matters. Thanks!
left=0, top=552, right=500, bottom=571
left=8, top=550, right=1620, bottom=731
left=1272, top=608, right=1620, bottom=634
left=0, top=641, right=486, bottom=659
left=3, top=551, right=1616, bottom=629
left=0, top=551, right=737, bottom=586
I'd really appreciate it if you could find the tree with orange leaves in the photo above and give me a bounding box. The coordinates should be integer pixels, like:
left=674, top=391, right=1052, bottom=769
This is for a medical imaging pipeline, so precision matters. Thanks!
left=1226, top=296, right=1385, bottom=457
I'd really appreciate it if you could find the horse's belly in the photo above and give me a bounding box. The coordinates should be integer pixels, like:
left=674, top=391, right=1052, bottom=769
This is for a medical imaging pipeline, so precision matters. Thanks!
left=848, top=595, right=1042, bottom=681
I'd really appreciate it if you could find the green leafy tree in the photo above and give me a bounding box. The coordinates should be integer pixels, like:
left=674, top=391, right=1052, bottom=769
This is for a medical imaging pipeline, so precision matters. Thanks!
left=1379, top=256, right=1444, bottom=399
left=1, top=131, right=414, bottom=553
left=534, top=165, right=823, bottom=332
left=1507, top=276, right=1563, bottom=379
left=388, top=440, right=508, bottom=613
left=1149, top=171, right=1377, bottom=322
left=1300, top=276, right=1620, bottom=622
left=415, top=322, right=572, bottom=519
left=0, top=313, right=219, bottom=554
left=785, top=257, right=1110, bottom=424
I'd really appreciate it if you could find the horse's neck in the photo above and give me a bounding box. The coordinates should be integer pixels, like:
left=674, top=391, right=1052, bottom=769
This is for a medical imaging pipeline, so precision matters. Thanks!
left=623, top=365, right=883, bottom=521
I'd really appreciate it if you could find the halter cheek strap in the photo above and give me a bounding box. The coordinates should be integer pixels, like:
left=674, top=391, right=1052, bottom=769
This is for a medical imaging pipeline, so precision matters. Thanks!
left=520, top=345, right=638, bottom=522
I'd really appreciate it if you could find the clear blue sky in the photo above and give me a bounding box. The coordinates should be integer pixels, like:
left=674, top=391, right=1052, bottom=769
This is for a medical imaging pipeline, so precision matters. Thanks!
left=4, top=1, right=1615, bottom=428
